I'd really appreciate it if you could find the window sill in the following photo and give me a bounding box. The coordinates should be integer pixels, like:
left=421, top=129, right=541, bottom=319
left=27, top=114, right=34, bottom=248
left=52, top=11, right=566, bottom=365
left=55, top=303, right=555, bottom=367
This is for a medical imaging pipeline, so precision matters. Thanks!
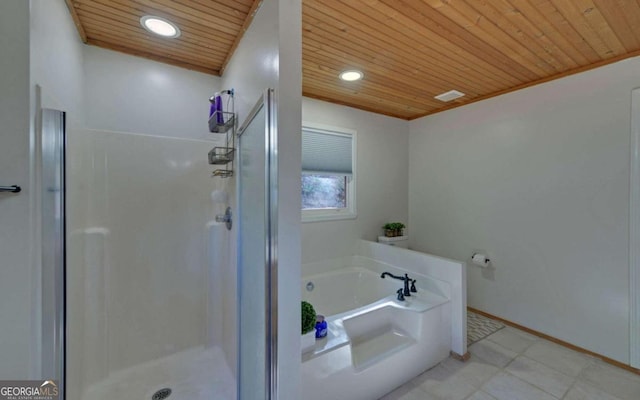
left=302, top=211, right=357, bottom=223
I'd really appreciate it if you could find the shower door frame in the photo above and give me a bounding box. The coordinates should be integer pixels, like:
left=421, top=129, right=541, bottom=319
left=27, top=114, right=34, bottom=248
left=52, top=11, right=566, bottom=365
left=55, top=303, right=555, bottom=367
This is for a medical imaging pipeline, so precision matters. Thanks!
left=631, top=88, right=640, bottom=368
left=39, top=108, right=67, bottom=398
left=236, top=88, right=279, bottom=398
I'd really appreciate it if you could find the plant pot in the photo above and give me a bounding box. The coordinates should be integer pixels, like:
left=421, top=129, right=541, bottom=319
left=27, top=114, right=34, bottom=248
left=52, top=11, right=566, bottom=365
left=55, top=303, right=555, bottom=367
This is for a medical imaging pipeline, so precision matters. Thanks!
left=385, top=229, right=395, bottom=237
left=301, top=331, right=315, bottom=354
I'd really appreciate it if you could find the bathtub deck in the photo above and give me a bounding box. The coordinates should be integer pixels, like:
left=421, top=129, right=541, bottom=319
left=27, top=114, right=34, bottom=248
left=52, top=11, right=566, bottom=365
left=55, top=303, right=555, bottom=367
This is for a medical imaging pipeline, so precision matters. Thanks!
left=303, top=290, right=448, bottom=362
left=301, top=291, right=451, bottom=400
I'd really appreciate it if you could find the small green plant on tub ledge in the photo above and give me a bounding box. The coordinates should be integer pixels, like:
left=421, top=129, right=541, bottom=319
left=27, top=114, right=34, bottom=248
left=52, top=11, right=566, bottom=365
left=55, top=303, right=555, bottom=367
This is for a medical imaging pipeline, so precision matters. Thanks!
left=301, top=301, right=317, bottom=353
left=301, top=301, right=316, bottom=334
left=383, top=222, right=406, bottom=237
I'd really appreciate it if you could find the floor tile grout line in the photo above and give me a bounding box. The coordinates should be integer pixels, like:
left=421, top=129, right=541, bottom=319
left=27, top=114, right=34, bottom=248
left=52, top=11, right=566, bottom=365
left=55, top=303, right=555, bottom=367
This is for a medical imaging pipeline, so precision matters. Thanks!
left=527, top=345, right=596, bottom=379
left=500, top=369, right=568, bottom=400
left=460, top=388, right=492, bottom=400
left=575, top=356, right=596, bottom=381
left=473, top=333, right=576, bottom=400
left=483, top=327, right=586, bottom=399
left=506, top=327, right=635, bottom=400
left=415, top=340, right=503, bottom=399
left=559, top=377, right=580, bottom=400
left=485, top=334, right=536, bottom=355
left=468, top=353, right=503, bottom=394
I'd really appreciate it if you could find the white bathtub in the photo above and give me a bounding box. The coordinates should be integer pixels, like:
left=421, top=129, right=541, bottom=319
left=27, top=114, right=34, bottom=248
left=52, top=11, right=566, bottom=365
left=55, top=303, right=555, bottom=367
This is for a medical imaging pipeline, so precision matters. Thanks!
left=302, top=267, right=399, bottom=318
left=301, top=266, right=452, bottom=400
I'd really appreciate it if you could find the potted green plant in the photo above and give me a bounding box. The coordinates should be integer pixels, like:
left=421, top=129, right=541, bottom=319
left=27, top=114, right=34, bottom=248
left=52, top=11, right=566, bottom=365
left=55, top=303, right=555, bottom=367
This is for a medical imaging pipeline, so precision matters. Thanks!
left=383, top=223, right=395, bottom=237
left=383, top=222, right=406, bottom=237
left=301, top=301, right=317, bottom=353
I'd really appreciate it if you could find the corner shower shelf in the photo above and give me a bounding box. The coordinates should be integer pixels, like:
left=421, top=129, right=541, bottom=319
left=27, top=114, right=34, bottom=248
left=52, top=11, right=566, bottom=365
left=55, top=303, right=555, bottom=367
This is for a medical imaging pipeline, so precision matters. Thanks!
left=208, top=147, right=235, bottom=165
left=208, top=111, right=235, bottom=133
left=212, top=169, right=233, bottom=178
left=208, top=89, right=235, bottom=179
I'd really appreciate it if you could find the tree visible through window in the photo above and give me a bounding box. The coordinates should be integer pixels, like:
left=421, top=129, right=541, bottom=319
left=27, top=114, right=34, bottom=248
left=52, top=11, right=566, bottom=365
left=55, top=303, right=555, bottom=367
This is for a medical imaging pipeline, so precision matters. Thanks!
left=301, top=123, right=356, bottom=221
left=301, top=174, right=346, bottom=209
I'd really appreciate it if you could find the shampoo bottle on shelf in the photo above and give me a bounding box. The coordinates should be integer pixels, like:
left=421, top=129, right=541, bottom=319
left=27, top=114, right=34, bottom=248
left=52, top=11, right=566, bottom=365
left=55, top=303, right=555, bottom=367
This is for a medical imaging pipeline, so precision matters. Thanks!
left=214, top=92, right=224, bottom=125
left=209, top=96, right=216, bottom=118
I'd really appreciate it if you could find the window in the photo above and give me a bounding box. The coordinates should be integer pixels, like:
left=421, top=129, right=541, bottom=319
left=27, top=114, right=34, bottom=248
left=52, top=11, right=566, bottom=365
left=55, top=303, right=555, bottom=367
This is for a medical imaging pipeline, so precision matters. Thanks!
left=302, top=123, right=356, bottom=222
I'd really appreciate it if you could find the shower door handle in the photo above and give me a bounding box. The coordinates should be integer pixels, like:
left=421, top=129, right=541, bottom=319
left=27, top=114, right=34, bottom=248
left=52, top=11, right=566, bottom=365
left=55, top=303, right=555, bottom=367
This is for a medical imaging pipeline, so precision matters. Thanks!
left=0, top=185, right=21, bottom=193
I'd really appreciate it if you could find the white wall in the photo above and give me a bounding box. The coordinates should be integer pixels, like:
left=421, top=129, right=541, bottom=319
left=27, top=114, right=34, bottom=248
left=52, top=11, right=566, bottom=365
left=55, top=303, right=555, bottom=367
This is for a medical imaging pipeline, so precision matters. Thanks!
left=217, top=0, right=277, bottom=378
left=66, top=129, right=219, bottom=398
left=409, top=57, right=638, bottom=364
left=83, top=46, right=220, bottom=140
left=275, top=2, right=303, bottom=398
left=301, top=98, right=409, bottom=264
left=0, top=0, right=32, bottom=380
left=31, top=0, right=85, bottom=127
left=220, top=0, right=302, bottom=398
left=30, top=0, right=87, bottom=381
left=0, top=0, right=86, bottom=379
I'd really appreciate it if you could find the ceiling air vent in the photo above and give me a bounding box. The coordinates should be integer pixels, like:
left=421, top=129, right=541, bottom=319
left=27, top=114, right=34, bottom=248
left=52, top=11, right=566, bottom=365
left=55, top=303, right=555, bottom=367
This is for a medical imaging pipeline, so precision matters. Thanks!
left=434, top=90, right=465, bottom=102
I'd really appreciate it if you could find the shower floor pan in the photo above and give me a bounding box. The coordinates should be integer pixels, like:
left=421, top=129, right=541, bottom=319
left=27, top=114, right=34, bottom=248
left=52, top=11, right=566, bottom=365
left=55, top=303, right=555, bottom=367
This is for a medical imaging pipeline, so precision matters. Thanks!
left=80, top=346, right=235, bottom=400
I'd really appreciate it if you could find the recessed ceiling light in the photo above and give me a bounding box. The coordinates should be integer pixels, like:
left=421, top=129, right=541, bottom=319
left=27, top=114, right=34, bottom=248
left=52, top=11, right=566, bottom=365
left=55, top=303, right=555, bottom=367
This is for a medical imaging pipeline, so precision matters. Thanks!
left=339, top=70, right=364, bottom=81
left=140, top=16, right=181, bottom=38
left=434, top=90, right=465, bottom=102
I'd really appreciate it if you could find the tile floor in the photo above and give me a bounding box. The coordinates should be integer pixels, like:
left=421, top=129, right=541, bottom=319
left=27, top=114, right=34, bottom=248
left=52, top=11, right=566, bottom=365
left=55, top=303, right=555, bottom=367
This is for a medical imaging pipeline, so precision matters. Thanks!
left=379, top=325, right=640, bottom=400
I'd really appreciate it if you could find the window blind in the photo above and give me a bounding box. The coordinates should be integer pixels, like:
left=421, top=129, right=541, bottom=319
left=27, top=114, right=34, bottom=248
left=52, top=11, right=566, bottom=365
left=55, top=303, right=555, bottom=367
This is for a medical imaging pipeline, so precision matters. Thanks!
left=302, top=128, right=353, bottom=175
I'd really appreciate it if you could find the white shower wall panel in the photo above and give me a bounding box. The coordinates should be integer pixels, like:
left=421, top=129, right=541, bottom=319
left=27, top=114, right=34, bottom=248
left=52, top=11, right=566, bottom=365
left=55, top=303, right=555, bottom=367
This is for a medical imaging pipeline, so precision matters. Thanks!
left=67, top=129, right=225, bottom=391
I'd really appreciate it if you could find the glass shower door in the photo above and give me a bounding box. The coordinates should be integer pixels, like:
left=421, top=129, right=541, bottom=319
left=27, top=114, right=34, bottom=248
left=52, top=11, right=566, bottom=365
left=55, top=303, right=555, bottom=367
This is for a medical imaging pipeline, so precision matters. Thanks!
left=40, top=109, right=66, bottom=397
left=237, top=89, right=278, bottom=399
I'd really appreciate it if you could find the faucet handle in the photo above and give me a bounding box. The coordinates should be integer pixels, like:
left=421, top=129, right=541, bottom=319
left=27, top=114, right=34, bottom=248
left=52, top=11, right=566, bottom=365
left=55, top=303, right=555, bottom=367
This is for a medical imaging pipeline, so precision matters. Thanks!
left=410, top=279, right=417, bottom=293
left=396, top=288, right=405, bottom=302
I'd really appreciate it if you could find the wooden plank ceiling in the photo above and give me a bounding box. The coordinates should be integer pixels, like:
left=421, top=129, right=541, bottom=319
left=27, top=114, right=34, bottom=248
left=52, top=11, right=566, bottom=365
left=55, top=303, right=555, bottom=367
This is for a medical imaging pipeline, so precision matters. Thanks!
left=67, top=1, right=640, bottom=120
left=65, top=0, right=261, bottom=75
left=303, top=0, right=640, bottom=119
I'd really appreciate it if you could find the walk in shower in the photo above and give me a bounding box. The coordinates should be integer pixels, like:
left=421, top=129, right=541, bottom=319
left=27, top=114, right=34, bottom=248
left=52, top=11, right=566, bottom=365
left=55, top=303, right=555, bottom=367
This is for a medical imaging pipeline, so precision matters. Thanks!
left=60, top=90, right=278, bottom=399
